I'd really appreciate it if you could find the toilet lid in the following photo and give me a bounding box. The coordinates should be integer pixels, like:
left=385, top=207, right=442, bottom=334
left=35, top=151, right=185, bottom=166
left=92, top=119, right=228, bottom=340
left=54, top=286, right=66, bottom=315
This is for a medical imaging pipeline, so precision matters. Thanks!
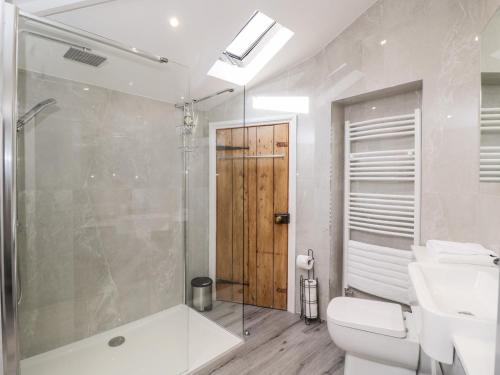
left=327, top=297, right=406, bottom=338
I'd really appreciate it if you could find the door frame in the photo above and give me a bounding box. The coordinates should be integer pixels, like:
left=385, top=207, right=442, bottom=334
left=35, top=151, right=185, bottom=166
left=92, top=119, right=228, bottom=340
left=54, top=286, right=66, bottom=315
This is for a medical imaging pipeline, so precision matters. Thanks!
left=208, top=114, right=297, bottom=313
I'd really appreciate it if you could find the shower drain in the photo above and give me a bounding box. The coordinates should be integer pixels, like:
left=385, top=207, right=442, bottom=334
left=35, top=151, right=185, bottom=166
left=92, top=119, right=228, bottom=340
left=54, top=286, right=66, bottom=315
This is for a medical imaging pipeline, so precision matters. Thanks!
left=108, top=336, right=126, bottom=347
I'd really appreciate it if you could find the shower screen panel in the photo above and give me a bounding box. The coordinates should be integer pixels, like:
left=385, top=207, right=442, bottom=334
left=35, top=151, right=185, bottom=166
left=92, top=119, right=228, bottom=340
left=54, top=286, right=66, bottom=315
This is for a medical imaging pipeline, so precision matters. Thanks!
left=185, top=93, right=246, bottom=340
left=2, top=6, right=192, bottom=374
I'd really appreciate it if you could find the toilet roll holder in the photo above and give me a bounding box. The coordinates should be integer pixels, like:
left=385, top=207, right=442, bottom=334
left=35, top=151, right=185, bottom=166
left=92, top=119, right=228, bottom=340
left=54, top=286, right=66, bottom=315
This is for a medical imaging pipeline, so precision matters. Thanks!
left=299, top=249, right=320, bottom=325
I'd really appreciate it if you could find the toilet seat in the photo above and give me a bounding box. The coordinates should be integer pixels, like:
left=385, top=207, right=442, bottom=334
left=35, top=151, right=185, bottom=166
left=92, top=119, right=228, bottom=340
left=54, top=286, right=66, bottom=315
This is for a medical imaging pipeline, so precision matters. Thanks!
left=327, top=297, right=407, bottom=338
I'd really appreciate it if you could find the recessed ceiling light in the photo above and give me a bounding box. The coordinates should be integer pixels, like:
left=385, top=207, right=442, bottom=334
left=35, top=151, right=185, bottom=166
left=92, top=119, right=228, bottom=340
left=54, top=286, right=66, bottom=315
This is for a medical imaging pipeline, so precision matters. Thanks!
left=475, top=36, right=479, bottom=42
left=371, top=106, right=377, bottom=110
left=83, top=87, right=90, bottom=91
left=380, top=39, right=387, bottom=46
left=169, top=17, right=179, bottom=28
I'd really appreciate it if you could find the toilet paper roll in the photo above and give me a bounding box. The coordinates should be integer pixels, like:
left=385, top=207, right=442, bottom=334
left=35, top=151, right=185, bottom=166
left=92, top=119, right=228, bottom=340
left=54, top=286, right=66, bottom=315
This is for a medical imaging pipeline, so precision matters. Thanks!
left=305, top=302, right=318, bottom=319
left=303, top=279, right=317, bottom=302
left=296, top=255, right=314, bottom=270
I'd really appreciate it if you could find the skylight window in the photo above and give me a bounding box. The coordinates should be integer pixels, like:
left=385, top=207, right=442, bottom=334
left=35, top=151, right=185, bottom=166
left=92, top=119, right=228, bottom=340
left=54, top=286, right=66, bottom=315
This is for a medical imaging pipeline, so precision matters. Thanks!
left=224, top=11, right=276, bottom=60
left=208, top=11, right=294, bottom=86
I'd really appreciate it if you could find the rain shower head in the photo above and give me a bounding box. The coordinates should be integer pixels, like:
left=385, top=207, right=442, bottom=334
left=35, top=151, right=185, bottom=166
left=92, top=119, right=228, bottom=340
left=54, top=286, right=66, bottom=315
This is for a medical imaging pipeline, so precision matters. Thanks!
left=17, top=98, right=57, bottom=131
left=64, top=47, right=107, bottom=67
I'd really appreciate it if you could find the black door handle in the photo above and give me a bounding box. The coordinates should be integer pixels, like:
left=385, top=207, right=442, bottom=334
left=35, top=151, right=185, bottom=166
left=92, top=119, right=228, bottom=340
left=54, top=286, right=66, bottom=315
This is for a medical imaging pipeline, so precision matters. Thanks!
left=274, top=213, right=290, bottom=224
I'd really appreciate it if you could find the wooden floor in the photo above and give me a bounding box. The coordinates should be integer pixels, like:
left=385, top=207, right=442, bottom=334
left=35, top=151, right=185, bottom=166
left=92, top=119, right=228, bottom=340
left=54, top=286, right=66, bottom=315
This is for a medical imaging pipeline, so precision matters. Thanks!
left=200, top=300, right=244, bottom=337
left=196, top=302, right=345, bottom=375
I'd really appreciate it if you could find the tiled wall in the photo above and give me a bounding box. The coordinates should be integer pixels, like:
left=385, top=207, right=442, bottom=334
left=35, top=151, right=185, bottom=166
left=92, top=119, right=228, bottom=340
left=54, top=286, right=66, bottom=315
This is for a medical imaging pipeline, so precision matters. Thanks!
left=442, top=353, right=467, bottom=375
left=17, top=70, right=184, bottom=357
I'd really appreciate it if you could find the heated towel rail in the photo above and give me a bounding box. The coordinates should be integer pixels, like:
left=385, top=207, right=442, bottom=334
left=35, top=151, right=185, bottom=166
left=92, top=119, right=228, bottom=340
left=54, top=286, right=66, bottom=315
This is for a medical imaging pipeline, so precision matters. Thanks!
left=480, top=108, right=500, bottom=182
left=344, top=110, right=421, bottom=239
left=343, top=109, right=421, bottom=304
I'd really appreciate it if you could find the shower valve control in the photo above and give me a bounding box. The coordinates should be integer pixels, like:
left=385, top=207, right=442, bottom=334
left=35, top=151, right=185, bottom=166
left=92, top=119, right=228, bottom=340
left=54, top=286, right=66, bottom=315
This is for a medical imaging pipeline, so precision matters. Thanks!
left=274, top=213, right=290, bottom=224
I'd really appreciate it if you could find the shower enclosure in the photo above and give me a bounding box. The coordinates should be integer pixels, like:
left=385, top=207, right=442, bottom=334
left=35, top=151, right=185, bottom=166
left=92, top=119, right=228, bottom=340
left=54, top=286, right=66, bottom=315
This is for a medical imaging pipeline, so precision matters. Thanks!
left=0, top=3, right=245, bottom=374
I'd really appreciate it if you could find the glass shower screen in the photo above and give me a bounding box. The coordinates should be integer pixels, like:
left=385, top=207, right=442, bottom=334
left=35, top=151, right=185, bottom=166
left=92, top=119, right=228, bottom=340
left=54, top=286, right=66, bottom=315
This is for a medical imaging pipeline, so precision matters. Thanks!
left=14, top=9, right=191, bottom=375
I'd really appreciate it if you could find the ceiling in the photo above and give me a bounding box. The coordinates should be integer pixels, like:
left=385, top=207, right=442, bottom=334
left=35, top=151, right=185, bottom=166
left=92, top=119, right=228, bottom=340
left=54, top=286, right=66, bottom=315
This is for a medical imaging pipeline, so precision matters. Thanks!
left=14, top=0, right=377, bottom=106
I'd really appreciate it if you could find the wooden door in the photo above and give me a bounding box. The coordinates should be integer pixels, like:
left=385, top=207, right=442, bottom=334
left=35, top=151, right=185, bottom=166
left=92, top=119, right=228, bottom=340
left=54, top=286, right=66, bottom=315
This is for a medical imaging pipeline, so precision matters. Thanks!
left=216, top=123, right=289, bottom=310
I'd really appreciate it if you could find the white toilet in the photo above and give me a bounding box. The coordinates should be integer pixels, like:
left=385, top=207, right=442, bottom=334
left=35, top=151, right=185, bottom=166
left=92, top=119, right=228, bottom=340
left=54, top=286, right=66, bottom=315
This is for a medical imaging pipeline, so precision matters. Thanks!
left=327, top=297, right=420, bottom=375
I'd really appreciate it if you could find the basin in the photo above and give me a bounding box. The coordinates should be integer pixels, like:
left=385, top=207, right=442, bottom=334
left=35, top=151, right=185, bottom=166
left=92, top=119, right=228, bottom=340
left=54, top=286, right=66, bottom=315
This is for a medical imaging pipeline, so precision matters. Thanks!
left=408, top=262, right=498, bottom=364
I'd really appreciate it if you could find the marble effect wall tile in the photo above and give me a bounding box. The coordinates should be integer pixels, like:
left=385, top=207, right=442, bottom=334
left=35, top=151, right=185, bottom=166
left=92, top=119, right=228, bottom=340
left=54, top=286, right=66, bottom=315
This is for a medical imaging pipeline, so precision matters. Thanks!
left=17, top=70, right=184, bottom=358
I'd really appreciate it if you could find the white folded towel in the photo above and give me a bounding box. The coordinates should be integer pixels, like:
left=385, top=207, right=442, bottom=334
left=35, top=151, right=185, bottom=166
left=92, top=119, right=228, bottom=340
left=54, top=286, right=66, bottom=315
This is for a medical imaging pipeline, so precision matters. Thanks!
left=437, top=254, right=498, bottom=267
left=426, top=240, right=494, bottom=256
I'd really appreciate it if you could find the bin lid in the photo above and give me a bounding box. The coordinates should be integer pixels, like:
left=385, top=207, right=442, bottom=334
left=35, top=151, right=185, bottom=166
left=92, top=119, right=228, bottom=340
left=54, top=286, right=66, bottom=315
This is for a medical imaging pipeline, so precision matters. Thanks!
left=191, top=277, right=213, bottom=287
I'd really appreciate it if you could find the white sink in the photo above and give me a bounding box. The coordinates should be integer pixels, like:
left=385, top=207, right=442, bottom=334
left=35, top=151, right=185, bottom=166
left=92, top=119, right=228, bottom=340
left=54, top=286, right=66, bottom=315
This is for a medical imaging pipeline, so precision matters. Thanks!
left=408, top=261, right=498, bottom=364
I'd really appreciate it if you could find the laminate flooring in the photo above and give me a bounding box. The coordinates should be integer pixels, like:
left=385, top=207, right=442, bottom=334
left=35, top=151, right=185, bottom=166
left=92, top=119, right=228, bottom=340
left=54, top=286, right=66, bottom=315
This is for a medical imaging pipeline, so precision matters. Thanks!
left=196, top=302, right=344, bottom=375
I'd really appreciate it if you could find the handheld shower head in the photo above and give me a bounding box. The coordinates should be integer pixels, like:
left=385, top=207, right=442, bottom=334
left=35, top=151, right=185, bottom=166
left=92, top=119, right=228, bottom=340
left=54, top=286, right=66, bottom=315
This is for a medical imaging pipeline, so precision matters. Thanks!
left=17, top=98, right=57, bottom=131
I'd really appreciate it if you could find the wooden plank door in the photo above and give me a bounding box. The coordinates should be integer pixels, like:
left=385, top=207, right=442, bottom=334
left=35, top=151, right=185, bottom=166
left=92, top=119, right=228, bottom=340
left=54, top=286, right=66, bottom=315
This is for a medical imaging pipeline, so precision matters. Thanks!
left=216, top=123, right=289, bottom=310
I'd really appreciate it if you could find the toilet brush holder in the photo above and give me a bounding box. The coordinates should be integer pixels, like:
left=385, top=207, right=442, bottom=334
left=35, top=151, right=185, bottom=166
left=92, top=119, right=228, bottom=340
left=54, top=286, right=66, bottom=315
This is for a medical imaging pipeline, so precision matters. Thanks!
left=300, top=249, right=320, bottom=324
